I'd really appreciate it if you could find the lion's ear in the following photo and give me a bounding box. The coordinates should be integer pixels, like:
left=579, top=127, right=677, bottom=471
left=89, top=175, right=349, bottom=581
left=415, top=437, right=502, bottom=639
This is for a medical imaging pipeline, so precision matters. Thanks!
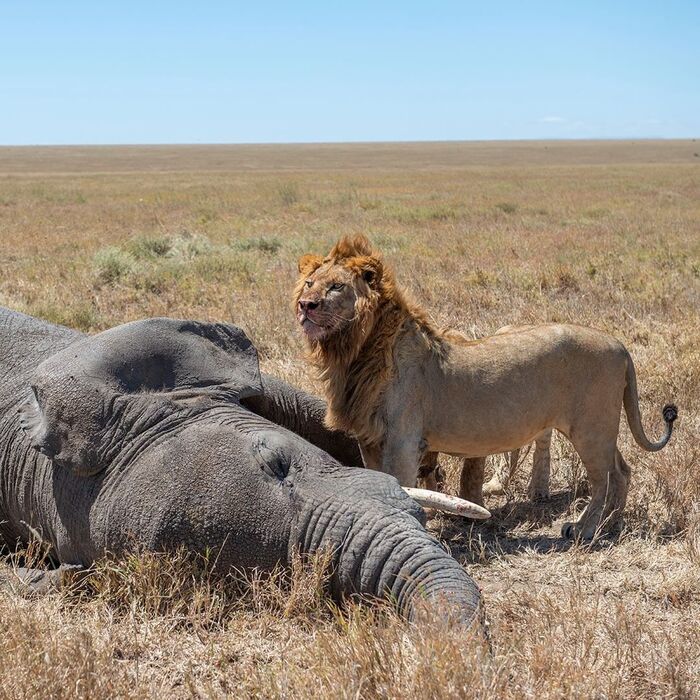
left=352, top=256, right=383, bottom=288
left=298, top=254, right=323, bottom=276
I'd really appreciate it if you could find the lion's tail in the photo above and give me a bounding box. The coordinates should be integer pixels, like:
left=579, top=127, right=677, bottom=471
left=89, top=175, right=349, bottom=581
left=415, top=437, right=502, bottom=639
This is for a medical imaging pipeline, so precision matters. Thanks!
left=622, top=351, right=678, bottom=452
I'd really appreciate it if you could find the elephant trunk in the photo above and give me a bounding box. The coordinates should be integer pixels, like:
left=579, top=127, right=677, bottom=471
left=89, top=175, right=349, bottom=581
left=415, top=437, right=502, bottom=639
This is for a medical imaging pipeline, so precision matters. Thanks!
left=297, top=499, right=482, bottom=627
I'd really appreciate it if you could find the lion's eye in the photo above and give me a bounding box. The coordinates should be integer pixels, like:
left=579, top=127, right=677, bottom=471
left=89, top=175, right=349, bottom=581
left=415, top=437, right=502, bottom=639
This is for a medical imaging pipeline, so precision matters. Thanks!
left=330, top=283, right=345, bottom=291
left=305, top=279, right=313, bottom=288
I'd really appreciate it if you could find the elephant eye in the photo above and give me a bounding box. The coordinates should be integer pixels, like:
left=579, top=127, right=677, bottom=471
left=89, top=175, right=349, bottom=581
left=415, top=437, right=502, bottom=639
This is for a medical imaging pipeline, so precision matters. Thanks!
left=305, top=279, right=313, bottom=288
left=329, top=283, right=345, bottom=291
left=253, top=433, right=291, bottom=482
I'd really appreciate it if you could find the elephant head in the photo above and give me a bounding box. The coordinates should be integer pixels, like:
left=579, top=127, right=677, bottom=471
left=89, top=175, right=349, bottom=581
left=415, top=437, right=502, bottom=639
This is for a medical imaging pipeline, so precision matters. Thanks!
left=19, top=318, right=482, bottom=626
left=19, top=319, right=261, bottom=476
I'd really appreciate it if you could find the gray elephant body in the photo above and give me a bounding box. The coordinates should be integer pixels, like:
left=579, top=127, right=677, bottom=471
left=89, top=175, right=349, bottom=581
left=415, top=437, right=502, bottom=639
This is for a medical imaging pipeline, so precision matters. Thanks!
left=0, top=307, right=480, bottom=623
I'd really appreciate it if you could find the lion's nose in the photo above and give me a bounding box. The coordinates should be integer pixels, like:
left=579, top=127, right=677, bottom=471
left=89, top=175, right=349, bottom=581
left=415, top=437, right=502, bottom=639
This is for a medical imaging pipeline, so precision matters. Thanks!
left=299, top=299, right=320, bottom=312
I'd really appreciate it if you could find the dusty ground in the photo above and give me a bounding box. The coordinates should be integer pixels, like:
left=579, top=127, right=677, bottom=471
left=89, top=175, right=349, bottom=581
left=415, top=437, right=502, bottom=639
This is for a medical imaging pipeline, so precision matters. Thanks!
left=0, top=141, right=698, bottom=698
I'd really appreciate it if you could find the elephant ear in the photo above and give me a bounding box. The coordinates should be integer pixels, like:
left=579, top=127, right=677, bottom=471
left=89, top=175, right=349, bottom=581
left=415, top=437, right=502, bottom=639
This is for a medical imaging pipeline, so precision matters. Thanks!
left=19, top=318, right=262, bottom=477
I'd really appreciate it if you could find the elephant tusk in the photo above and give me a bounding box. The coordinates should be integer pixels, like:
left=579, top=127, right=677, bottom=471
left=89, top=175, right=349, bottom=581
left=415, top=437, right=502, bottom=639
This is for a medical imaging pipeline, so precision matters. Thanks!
left=402, top=487, right=491, bottom=520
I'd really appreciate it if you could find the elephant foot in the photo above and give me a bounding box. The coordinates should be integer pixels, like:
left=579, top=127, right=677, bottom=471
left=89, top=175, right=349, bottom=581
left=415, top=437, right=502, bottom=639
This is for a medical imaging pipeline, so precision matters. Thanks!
left=1, top=564, right=84, bottom=596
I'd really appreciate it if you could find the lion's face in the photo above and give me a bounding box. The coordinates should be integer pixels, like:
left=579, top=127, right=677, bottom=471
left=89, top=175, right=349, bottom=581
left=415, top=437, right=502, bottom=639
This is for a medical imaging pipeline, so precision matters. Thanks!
left=294, top=239, right=383, bottom=343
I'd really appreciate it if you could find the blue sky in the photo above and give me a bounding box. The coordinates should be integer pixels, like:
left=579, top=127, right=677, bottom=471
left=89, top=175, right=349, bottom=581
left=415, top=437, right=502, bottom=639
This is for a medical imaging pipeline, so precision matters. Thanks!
left=1, top=2, right=698, bottom=144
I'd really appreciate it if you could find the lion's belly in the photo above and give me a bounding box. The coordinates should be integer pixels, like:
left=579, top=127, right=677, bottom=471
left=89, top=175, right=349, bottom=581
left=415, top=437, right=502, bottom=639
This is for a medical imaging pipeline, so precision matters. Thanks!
left=425, top=422, right=551, bottom=458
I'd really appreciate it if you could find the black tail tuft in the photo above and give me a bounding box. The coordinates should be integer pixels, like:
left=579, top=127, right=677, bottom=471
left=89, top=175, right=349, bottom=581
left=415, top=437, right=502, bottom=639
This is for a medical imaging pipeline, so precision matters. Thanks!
left=662, top=403, right=678, bottom=424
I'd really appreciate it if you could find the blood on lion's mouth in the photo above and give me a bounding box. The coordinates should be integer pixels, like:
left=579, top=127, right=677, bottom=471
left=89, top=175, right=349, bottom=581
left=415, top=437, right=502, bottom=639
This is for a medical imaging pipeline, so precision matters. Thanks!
left=299, top=316, right=327, bottom=340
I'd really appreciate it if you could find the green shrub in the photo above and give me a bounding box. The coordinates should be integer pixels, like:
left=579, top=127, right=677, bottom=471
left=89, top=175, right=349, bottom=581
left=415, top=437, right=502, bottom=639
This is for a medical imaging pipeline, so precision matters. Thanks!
left=495, top=202, right=518, bottom=214
left=235, top=236, right=282, bottom=254
left=94, top=247, right=135, bottom=285
left=126, top=235, right=172, bottom=260
left=192, top=254, right=254, bottom=283
left=170, top=233, right=212, bottom=259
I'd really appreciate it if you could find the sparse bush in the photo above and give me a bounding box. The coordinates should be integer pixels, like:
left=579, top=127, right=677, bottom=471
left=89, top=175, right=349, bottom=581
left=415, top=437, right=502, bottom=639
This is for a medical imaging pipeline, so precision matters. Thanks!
left=126, top=234, right=172, bottom=260
left=129, top=263, right=181, bottom=294
left=93, top=234, right=216, bottom=292
left=192, top=253, right=254, bottom=283
left=170, top=232, right=212, bottom=259
left=93, top=247, right=135, bottom=285
left=495, top=201, right=518, bottom=214
left=235, top=236, right=282, bottom=254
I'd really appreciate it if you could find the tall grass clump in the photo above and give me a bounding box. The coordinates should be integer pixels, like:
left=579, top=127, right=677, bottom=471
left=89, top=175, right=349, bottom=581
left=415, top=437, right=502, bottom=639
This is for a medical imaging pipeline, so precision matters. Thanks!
left=234, top=236, right=282, bottom=254
left=126, top=234, right=172, bottom=260
left=278, top=181, right=300, bottom=206
left=495, top=201, right=518, bottom=214
left=29, top=301, right=99, bottom=332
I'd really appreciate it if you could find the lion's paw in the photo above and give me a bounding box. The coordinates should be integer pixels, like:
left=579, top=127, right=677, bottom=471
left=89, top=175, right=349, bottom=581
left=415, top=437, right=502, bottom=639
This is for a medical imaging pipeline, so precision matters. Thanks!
left=482, top=478, right=505, bottom=496
left=561, top=520, right=599, bottom=541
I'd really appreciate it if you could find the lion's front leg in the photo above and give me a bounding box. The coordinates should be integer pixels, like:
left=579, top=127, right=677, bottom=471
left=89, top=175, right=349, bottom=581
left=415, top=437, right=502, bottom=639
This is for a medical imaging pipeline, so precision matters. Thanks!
left=418, top=452, right=444, bottom=491
left=381, top=432, right=424, bottom=487
left=528, top=429, right=553, bottom=500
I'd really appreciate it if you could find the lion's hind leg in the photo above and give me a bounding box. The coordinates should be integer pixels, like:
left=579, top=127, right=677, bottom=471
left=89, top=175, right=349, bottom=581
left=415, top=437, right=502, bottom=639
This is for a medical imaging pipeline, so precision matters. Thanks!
left=459, top=457, right=486, bottom=506
left=561, top=435, right=626, bottom=541
left=482, top=449, right=519, bottom=496
left=483, top=432, right=552, bottom=501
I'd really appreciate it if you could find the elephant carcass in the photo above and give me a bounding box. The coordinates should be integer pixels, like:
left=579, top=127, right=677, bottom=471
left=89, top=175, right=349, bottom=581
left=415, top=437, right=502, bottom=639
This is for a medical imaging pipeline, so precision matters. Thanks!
left=0, top=308, right=483, bottom=625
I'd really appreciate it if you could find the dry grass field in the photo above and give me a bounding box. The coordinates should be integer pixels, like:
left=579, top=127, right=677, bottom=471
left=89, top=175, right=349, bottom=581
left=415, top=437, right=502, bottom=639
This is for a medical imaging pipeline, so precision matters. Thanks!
left=0, top=140, right=699, bottom=698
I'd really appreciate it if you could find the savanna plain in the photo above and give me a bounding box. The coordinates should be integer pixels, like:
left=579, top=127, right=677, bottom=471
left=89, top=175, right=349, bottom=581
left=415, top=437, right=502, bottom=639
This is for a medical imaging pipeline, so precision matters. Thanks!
left=0, top=140, right=699, bottom=699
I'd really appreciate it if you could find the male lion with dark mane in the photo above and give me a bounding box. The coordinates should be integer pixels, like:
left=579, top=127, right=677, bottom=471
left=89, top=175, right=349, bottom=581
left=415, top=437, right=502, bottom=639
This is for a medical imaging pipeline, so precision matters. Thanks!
left=294, top=235, right=678, bottom=540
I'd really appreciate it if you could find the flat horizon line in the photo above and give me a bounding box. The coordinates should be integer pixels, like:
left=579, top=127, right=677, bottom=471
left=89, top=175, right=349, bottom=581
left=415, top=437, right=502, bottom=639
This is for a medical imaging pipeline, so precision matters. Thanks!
left=1, top=136, right=697, bottom=148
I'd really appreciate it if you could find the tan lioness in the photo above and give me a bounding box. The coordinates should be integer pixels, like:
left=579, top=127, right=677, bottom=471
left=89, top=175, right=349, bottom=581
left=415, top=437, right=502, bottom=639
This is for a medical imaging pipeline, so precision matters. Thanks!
left=294, top=235, right=678, bottom=539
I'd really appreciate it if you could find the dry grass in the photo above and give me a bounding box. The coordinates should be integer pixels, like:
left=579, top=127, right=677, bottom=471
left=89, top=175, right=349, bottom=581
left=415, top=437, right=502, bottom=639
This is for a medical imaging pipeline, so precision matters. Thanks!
left=0, top=141, right=698, bottom=698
